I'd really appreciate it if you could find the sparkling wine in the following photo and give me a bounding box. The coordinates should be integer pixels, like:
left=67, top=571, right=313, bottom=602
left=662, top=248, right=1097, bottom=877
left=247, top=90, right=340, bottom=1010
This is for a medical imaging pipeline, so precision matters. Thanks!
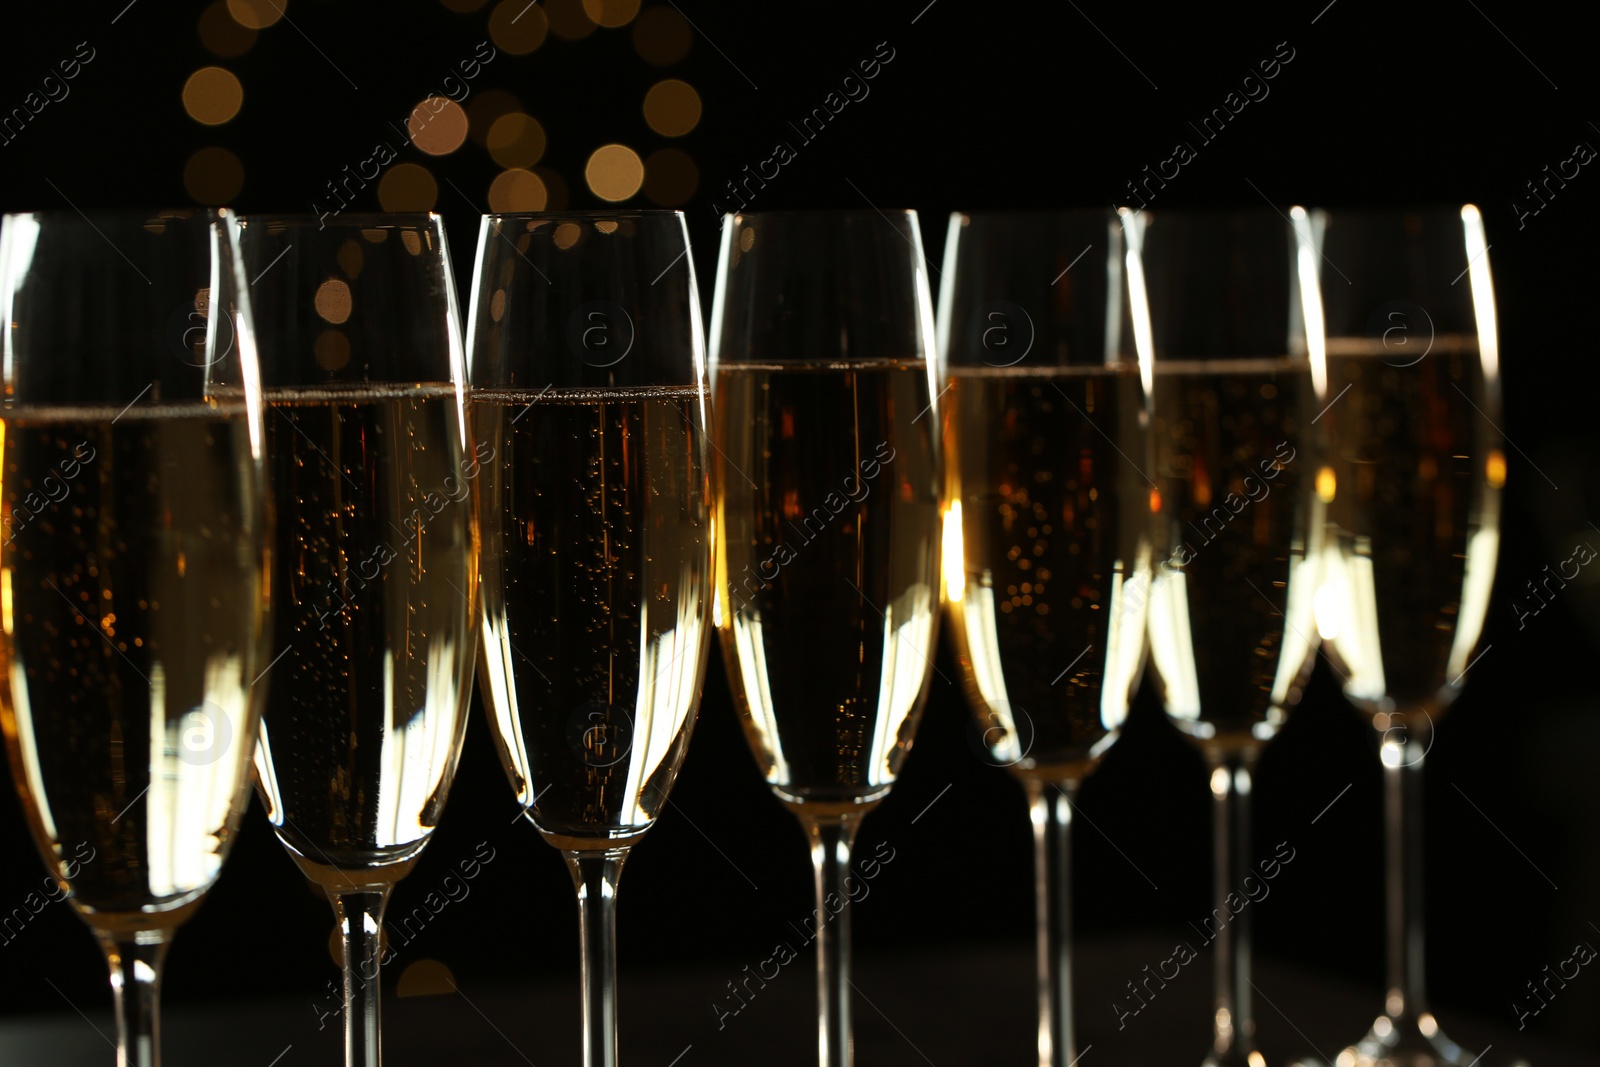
left=1146, top=358, right=1317, bottom=745
left=253, top=384, right=477, bottom=885
left=475, top=386, right=711, bottom=850
left=1316, top=341, right=1501, bottom=714
left=942, top=364, right=1150, bottom=778
left=0, top=404, right=266, bottom=929
left=714, top=360, right=941, bottom=808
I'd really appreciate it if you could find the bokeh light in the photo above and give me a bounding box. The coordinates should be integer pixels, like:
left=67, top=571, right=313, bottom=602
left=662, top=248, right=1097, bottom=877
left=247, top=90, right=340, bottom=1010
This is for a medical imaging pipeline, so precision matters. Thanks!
left=315, top=330, right=351, bottom=371
left=553, top=222, right=583, bottom=249
left=397, top=960, right=457, bottom=998
left=198, top=1, right=256, bottom=57
left=487, top=113, right=547, bottom=168
left=378, top=163, right=439, bottom=211
left=642, top=148, right=697, bottom=206
left=585, top=144, right=644, bottom=202
left=183, top=147, right=245, bottom=204
left=489, top=0, right=549, bottom=54
left=336, top=239, right=364, bottom=279
left=535, top=167, right=571, bottom=210
left=488, top=169, right=549, bottom=212
left=632, top=6, right=691, bottom=65
left=226, top=0, right=285, bottom=30
left=582, top=0, right=640, bottom=27
left=314, top=279, right=353, bottom=324
left=545, top=0, right=596, bottom=40
left=183, top=67, right=245, bottom=126
left=467, top=89, right=522, bottom=146
left=642, top=79, right=700, bottom=137
left=408, top=96, right=469, bottom=156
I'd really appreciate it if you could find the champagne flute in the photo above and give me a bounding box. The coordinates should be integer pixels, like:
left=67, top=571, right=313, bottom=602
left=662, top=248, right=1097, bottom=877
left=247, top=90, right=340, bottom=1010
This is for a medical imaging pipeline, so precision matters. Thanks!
left=936, top=210, right=1152, bottom=1067
left=466, top=211, right=713, bottom=1067
left=0, top=208, right=269, bottom=1067
left=239, top=214, right=478, bottom=1067
left=1139, top=208, right=1323, bottom=1067
left=1314, top=206, right=1503, bottom=1067
left=708, top=210, right=943, bottom=1067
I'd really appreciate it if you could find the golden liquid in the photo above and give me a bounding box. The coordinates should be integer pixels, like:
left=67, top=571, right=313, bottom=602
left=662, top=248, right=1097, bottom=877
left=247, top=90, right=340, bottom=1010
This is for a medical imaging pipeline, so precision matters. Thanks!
left=1317, top=344, right=1500, bottom=715
left=942, top=365, right=1150, bottom=779
left=253, top=385, right=477, bottom=885
left=475, top=387, right=711, bottom=850
left=0, top=405, right=267, bottom=931
left=1146, top=359, right=1317, bottom=747
left=714, top=361, right=941, bottom=808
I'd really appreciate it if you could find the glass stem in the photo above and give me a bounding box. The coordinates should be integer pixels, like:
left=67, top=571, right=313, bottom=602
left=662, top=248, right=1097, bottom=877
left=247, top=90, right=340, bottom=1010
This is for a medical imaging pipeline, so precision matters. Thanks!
left=566, top=848, right=629, bottom=1067
left=329, top=887, right=392, bottom=1067
left=800, top=812, right=862, bottom=1067
left=1204, top=748, right=1258, bottom=1067
left=100, top=931, right=170, bottom=1067
left=1027, top=778, right=1076, bottom=1067
left=1383, top=734, right=1428, bottom=1018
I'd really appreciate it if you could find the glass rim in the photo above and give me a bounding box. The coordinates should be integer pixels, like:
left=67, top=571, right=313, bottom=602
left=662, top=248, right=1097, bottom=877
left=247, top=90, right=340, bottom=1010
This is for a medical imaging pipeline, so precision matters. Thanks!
left=484, top=208, right=686, bottom=223
left=1, top=207, right=231, bottom=224
left=237, top=211, right=443, bottom=227
left=722, top=208, right=918, bottom=222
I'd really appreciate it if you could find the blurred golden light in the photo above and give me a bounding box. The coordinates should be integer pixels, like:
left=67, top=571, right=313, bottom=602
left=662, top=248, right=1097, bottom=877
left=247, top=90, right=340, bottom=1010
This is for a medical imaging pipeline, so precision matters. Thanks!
left=594, top=220, right=619, bottom=234
left=439, top=0, right=488, bottom=10
left=489, top=0, right=549, bottom=54
left=226, top=0, right=285, bottom=30
left=378, top=163, right=439, bottom=212
left=183, top=147, right=245, bottom=205
left=198, top=1, right=256, bottom=57
left=315, top=330, right=350, bottom=371
left=642, top=79, right=700, bottom=137
left=362, top=228, right=389, bottom=244
left=535, top=167, right=570, bottom=210
left=490, top=289, right=507, bottom=322
left=488, top=169, right=549, bottom=212
left=632, top=6, right=691, bottom=65
left=545, top=0, right=596, bottom=39
left=941, top=501, right=965, bottom=603
left=397, top=960, right=457, bottom=998
left=314, top=279, right=353, bottom=324
left=642, top=148, right=697, bottom=206
left=585, top=144, right=644, bottom=202
left=1486, top=448, right=1507, bottom=488
left=1316, top=465, right=1337, bottom=503
left=553, top=222, right=583, bottom=250
left=582, top=0, right=639, bottom=26
left=408, top=96, right=469, bottom=156
left=401, top=230, right=424, bottom=256
left=467, top=89, right=522, bottom=147
left=183, top=67, right=244, bottom=126
left=336, top=239, right=364, bottom=279
left=487, top=113, right=546, bottom=169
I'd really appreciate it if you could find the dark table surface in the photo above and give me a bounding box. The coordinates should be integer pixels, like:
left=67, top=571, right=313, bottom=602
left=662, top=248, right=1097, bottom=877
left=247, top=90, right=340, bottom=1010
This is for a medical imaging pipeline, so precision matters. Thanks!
left=1, top=935, right=1589, bottom=1067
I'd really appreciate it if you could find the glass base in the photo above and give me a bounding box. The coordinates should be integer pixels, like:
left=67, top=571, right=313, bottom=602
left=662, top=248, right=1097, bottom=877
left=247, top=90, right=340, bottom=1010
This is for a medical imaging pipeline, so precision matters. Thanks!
left=1331, top=1012, right=1486, bottom=1067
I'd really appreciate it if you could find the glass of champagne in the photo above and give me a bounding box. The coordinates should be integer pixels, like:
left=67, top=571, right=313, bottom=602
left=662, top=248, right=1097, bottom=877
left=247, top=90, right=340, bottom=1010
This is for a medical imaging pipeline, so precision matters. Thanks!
left=466, top=211, right=714, bottom=1067
left=239, top=214, right=478, bottom=1067
left=0, top=208, right=269, bottom=1067
left=708, top=210, right=943, bottom=1067
left=1313, top=206, right=1503, bottom=1067
left=937, top=209, right=1152, bottom=1067
left=1139, top=208, right=1323, bottom=1067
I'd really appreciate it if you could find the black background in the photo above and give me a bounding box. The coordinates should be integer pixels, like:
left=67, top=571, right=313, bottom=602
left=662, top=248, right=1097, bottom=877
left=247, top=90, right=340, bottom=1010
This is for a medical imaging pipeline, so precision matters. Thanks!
left=1, top=0, right=1598, bottom=1062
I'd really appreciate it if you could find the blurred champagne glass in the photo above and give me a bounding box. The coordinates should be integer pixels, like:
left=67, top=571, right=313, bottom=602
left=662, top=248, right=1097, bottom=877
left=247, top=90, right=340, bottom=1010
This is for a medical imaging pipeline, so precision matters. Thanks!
left=0, top=208, right=269, bottom=1067
left=1140, top=208, right=1323, bottom=1067
left=1314, top=206, right=1504, bottom=1067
